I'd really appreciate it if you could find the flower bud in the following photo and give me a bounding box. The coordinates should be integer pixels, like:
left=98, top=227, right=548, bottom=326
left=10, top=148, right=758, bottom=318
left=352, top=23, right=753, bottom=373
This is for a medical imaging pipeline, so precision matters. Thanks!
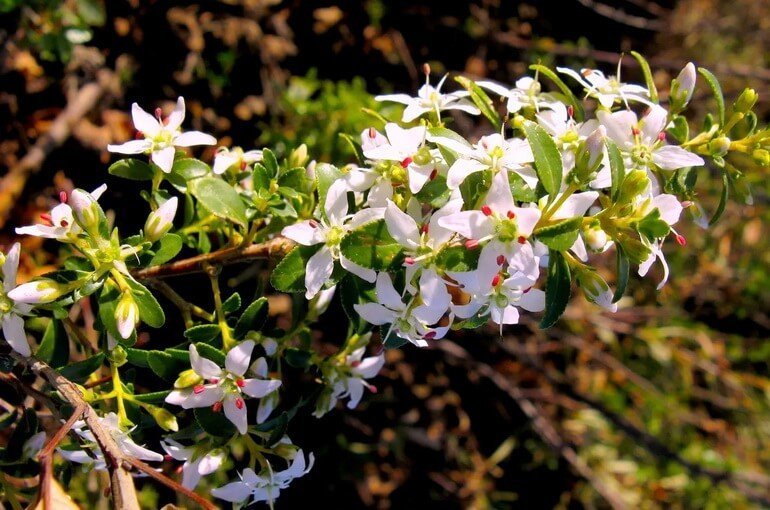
left=752, top=149, right=770, bottom=167
left=670, top=62, right=696, bottom=111
left=108, top=345, right=128, bottom=366
left=584, top=225, right=609, bottom=252
left=618, top=169, right=649, bottom=203
left=707, top=136, right=731, bottom=157
left=147, top=405, right=179, bottom=432
left=174, top=368, right=203, bottom=389
left=576, top=270, right=617, bottom=312
left=144, top=197, right=178, bottom=242
left=289, top=144, right=308, bottom=168
left=8, top=279, right=64, bottom=304
left=584, top=126, right=606, bottom=170
left=115, top=291, right=139, bottom=339
left=734, top=88, right=758, bottom=114
left=413, top=146, right=433, bottom=166
left=22, top=431, right=47, bottom=461
left=69, top=188, right=104, bottom=232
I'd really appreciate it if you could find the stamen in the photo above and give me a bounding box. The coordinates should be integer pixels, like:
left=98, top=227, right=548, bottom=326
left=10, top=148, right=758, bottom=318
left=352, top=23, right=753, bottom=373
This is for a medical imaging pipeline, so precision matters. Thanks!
left=209, top=378, right=219, bottom=384
left=240, top=160, right=248, bottom=170
left=429, top=168, right=438, bottom=180
left=40, top=213, right=53, bottom=226
left=581, top=69, right=592, bottom=77
left=154, top=107, right=163, bottom=119
left=309, top=220, right=318, bottom=228
left=420, top=224, right=429, bottom=234
left=567, top=105, right=574, bottom=118
left=675, top=234, right=686, bottom=246
left=400, top=157, right=413, bottom=168
left=657, top=132, right=666, bottom=142
left=422, top=63, right=431, bottom=77
left=236, top=378, right=245, bottom=388
left=481, top=205, right=493, bottom=216
left=404, top=257, right=415, bottom=266
left=491, top=274, right=501, bottom=287
left=135, top=131, right=144, bottom=139
left=423, top=331, right=437, bottom=340
left=59, top=191, right=67, bottom=203
left=60, top=219, right=69, bottom=227
left=517, top=236, right=527, bottom=244
left=164, top=454, right=173, bottom=462
left=367, top=384, right=378, bottom=393
left=496, top=255, right=505, bottom=266
left=368, top=127, right=376, bottom=139
left=350, top=360, right=361, bottom=368
left=465, top=239, right=479, bottom=249
left=681, top=201, right=693, bottom=208
left=193, top=385, right=205, bottom=394
left=212, top=401, right=222, bottom=412
left=507, top=210, right=516, bottom=219
left=523, top=286, right=532, bottom=294
left=235, top=398, right=244, bottom=410
left=631, top=127, right=641, bottom=136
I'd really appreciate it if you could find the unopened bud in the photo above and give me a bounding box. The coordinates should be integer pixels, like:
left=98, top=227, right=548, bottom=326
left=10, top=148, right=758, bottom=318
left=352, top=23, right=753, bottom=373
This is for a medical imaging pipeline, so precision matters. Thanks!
left=752, top=149, right=770, bottom=167
left=289, top=144, right=308, bottom=168
left=584, top=226, right=609, bottom=252
left=115, top=292, right=139, bottom=340
left=734, top=88, right=758, bottom=114
left=619, top=169, right=650, bottom=203
left=413, top=146, right=432, bottom=166
left=69, top=188, right=104, bottom=232
left=144, top=197, right=178, bottom=242
left=422, top=63, right=431, bottom=76
left=174, top=369, right=203, bottom=389
left=707, top=136, right=731, bottom=157
left=7, top=279, right=64, bottom=304
left=670, top=62, right=696, bottom=111
left=147, top=405, right=179, bottom=432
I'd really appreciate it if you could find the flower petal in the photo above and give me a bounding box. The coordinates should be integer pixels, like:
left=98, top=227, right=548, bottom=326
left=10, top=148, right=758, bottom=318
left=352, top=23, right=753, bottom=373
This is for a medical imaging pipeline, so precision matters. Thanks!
left=107, top=139, right=152, bottom=154
left=151, top=147, right=176, bottom=173
left=225, top=340, right=255, bottom=376
left=3, top=243, right=20, bottom=292
left=166, top=97, right=186, bottom=131
left=384, top=200, right=419, bottom=249
left=174, top=131, right=217, bottom=147
left=223, top=395, right=248, bottom=434
left=446, top=158, right=487, bottom=189
left=375, top=272, right=403, bottom=310
left=131, top=103, right=161, bottom=137
left=2, top=313, right=29, bottom=356
left=240, top=378, right=281, bottom=399
left=353, top=303, right=396, bottom=325
left=304, top=246, right=334, bottom=300
left=189, top=344, right=223, bottom=380
left=652, top=146, right=705, bottom=170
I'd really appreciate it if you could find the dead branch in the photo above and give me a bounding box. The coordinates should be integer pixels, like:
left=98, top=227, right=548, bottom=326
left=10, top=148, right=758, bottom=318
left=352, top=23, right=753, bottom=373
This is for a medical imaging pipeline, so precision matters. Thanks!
left=573, top=0, right=664, bottom=31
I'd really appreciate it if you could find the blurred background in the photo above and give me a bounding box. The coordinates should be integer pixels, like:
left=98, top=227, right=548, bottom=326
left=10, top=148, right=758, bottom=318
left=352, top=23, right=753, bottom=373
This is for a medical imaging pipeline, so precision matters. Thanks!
left=1, top=0, right=770, bottom=508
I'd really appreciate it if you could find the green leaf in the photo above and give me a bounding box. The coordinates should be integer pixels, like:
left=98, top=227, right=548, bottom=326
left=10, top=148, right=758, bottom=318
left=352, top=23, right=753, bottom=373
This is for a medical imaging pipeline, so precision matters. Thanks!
left=194, top=407, right=235, bottom=437
left=98, top=281, right=121, bottom=340
left=534, top=217, right=582, bottom=251
left=148, top=351, right=186, bottom=380
left=262, top=149, right=279, bottom=178
left=612, top=245, right=630, bottom=303
left=427, top=127, right=473, bottom=155
left=171, top=158, right=210, bottom=181
left=315, top=164, right=343, bottom=215
left=698, top=67, right=725, bottom=127
left=234, top=297, right=269, bottom=339
left=606, top=139, right=625, bottom=202
left=414, top=175, right=452, bottom=208
left=132, top=390, right=172, bottom=404
left=339, top=275, right=377, bottom=334
left=58, top=353, right=105, bottom=383
left=340, top=219, right=404, bottom=270
left=459, top=169, right=492, bottom=209
left=637, top=208, right=671, bottom=240
left=709, top=172, right=729, bottom=225
left=523, top=121, right=563, bottom=198
left=190, top=176, right=248, bottom=228
left=339, top=133, right=365, bottom=165
left=184, top=324, right=221, bottom=343
left=435, top=245, right=480, bottom=272
left=270, top=245, right=317, bottom=293
left=454, top=76, right=501, bottom=130
left=267, top=412, right=289, bottom=446
left=126, top=279, right=165, bottom=328
left=539, top=251, right=571, bottom=328
left=195, top=343, right=226, bottom=366
left=126, top=348, right=150, bottom=368
left=529, top=64, right=585, bottom=121
left=37, top=319, right=70, bottom=368
left=284, top=348, right=312, bottom=369
left=108, top=158, right=154, bottom=181
left=629, top=51, right=659, bottom=103
left=221, top=293, right=242, bottom=314
left=148, top=234, right=183, bottom=266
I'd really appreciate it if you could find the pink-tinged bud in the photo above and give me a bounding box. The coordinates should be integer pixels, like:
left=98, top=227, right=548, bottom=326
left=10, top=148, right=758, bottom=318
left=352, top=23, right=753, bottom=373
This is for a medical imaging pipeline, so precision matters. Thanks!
left=115, top=291, right=139, bottom=340
left=675, top=234, right=686, bottom=246
left=212, top=401, right=223, bottom=412
left=491, top=274, right=501, bottom=287
left=235, top=398, right=244, bottom=410
left=309, top=220, right=318, bottom=228
left=517, top=236, right=527, bottom=244
left=144, top=196, right=178, bottom=242
left=671, top=62, right=696, bottom=108
left=8, top=279, right=63, bottom=304
left=59, top=191, right=68, bottom=203
left=69, top=188, right=103, bottom=231
left=236, top=378, right=245, bottom=388
left=400, top=157, right=413, bottom=168
left=404, top=257, right=415, bottom=266
left=481, top=205, right=493, bottom=216
left=465, top=239, right=479, bottom=249
left=657, top=132, right=666, bottom=142
left=507, top=210, right=516, bottom=219
left=193, top=385, right=205, bottom=394
left=496, top=255, right=505, bottom=265
left=567, top=105, right=574, bottom=118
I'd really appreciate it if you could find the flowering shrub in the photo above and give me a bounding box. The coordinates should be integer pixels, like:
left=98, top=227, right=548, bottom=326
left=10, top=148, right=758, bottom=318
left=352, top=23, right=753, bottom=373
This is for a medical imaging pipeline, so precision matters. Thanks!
left=0, top=54, right=761, bottom=507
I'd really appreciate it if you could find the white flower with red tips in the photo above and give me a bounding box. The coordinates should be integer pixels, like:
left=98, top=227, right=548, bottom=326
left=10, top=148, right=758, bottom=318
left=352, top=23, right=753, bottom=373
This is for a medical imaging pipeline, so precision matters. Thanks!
left=165, top=341, right=282, bottom=434
left=108, top=97, right=216, bottom=173
left=362, top=123, right=437, bottom=194
left=161, top=439, right=225, bottom=490
left=376, top=73, right=480, bottom=122
left=213, top=147, right=263, bottom=175
left=558, top=65, right=652, bottom=108
left=314, top=346, right=385, bottom=418
left=477, top=76, right=560, bottom=114
left=16, top=185, right=106, bottom=241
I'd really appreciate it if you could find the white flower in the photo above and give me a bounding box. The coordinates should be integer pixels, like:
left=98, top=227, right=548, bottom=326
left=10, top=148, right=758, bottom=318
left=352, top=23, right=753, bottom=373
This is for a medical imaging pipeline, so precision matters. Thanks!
left=8, top=278, right=63, bottom=305
left=212, top=450, right=314, bottom=505
left=213, top=147, right=263, bottom=175
left=477, top=76, right=560, bottom=114
left=314, top=347, right=385, bottom=418
left=107, top=97, right=216, bottom=173
left=161, top=439, right=225, bottom=490
left=144, top=196, right=178, bottom=242
left=363, top=123, right=437, bottom=194
left=598, top=104, right=704, bottom=172
left=558, top=65, right=651, bottom=107
left=22, top=431, right=47, bottom=460
left=353, top=271, right=451, bottom=347
left=448, top=242, right=544, bottom=333
left=16, top=185, right=107, bottom=241
left=165, top=342, right=282, bottom=434
left=58, top=412, right=163, bottom=470
left=670, top=62, right=696, bottom=110
left=281, top=180, right=384, bottom=298
left=635, top=193, right=686, bottom=290
left=376, top=74, right=479, bottom=122
left=430, top=132, right=537, bottom=190
left=0, top=243, right=33, bottom=356
left=115, top=292, right=139, bottom=340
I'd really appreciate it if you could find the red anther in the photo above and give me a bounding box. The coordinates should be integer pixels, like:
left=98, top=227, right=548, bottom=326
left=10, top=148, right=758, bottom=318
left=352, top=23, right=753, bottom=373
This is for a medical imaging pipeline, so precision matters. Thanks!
left=657, top=132, right=666, bottom=141
left=212, top=401, right=223, bottom=412
left=631, top=127, right=641, bottom=136
left=350, top=360, right=361, bottom=368
left=400, top=157, right=413, bottom=168
left=235, top=398, right=244, bottom=410
left=465, top=239, right=479, bottom=249
left=481, top=205, right=493, bottom=216
left=404, top=257, right=415, bottom=266
left=164, top=454, right=173, bottom=462
left=236, top=378, right=245, bottom=388
left=491, top=274, right=501, bottom=287
left=367, top=384, right=378, bottom=394
left=523, top=286, right=532, bottom=294
left=681, top=201, right=693, bottom=208
left=60, top=219, right=69, bottom=227
left=59, top=191, right=67, bottom=203
left=175, top=465, right=184, bottom=474
left=135, top=131, right=144, bottom=139
left=507, top=210, right=516, bottom=219
left=429, top=168, right=438, bottom=180
left=581, top=69, right=592, bottom=77
left=209, top=378, right=218, bottom=384
left=567, top=105, right=574, bottom=118
left=154, top=107, right=163, bottom=119
left=240, top=160, right=248, bottom=170
left=423, top=330, right=437, bottom=340
left=309, top=220, right=319, bottom=228
left=368, top=127, right=376, bottom=139
left=40, top=213, right=52, bottom=226
left=496, top=254, right=505, bottom=265
left=675, top=234, right=687, bottom=246
left=517, top=235, right=527, bottom=244
left=420, top=223, right=429, bottom=234
left=193, top=385, right=205, bottom=394
left=422, top=63, right=431, bottom=76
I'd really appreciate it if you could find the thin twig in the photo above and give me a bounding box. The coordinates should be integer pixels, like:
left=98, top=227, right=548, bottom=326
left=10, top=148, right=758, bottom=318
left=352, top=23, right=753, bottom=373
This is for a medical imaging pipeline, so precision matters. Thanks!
left=131, top=236, right=294, bottom=280
left=38, top=403, right=87, bottom=510
left=127, top=457, right=217, bottom=510
left=573, top=0, right=664, bottom=30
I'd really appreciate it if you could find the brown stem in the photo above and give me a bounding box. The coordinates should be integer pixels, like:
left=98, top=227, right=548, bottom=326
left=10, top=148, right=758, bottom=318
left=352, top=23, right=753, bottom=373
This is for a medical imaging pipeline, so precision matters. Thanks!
left=38, top=403, right=87, bottom=510
left=126, top=457, right=217, bottom=510
left=131, top=236, right=294, bottom=280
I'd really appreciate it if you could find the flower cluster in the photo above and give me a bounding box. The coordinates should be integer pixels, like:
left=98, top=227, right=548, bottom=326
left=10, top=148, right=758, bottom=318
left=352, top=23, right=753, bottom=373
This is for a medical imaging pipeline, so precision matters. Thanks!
left=1, top=56, right=761, bottom=507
